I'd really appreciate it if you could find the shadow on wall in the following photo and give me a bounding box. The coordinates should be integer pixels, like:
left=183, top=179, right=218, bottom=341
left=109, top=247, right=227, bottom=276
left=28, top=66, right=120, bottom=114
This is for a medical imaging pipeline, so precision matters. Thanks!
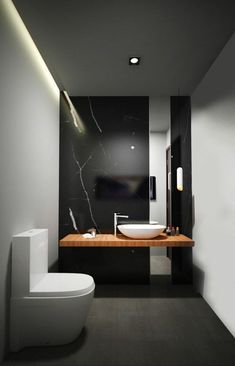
left=192, top=195, right=205, bottom=294
left=192, top=195, right=195, bottom=229
left=48, top=260, right=58, bottom=273
left=193, top=264, right=205, bottom=295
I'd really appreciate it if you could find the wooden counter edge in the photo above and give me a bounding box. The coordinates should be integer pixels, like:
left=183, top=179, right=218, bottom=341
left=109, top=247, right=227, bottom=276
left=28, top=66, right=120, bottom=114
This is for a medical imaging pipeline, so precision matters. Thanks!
left=59, top=233, right=194, bottom=248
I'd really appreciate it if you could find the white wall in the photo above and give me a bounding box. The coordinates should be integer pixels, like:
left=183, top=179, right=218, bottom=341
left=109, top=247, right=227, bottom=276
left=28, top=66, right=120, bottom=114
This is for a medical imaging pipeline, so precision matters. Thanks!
left=149, top=97, right=170, bottom=132
left=0, top=0, right=59, bottom=360
left=192, top=33, right=235, bottom=337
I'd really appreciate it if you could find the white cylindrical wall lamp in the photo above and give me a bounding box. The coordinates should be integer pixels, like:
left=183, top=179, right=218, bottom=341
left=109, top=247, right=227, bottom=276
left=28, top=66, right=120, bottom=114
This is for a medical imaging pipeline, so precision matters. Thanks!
left=177, top=167, right=183, bottom=191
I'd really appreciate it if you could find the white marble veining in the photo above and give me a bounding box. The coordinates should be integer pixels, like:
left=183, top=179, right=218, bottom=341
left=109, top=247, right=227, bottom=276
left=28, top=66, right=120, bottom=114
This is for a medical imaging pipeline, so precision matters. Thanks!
left=72, top=145, right=100, bottom=233
left=88, top=97, right=102, bottom=133
left=69, top=208, right=79, bottom=232
left=59, top=97, right=149, bottom=236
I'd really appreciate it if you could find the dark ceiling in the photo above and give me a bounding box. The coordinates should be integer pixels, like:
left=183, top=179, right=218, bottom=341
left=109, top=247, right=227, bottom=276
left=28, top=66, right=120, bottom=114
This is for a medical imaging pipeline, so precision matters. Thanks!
left=13, top=0, right=235, bottom=95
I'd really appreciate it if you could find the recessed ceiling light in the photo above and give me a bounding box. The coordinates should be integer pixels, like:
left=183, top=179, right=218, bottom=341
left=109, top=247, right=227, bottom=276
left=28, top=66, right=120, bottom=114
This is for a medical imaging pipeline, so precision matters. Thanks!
left=129, top=57, right=140, bottom=65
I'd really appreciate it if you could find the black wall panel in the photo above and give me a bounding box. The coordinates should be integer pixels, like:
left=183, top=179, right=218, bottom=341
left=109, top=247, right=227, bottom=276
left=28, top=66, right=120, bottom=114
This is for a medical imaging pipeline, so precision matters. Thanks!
left=170, top=96, right=193, bottom=284
left=59, top=96, right=149, bottom=239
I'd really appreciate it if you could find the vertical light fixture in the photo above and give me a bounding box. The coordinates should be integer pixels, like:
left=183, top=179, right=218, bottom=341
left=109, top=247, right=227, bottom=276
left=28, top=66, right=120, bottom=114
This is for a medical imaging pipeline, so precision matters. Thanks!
left=62, top=90, right=85, bottom=133
left=177, top=167, right=183, bottom=191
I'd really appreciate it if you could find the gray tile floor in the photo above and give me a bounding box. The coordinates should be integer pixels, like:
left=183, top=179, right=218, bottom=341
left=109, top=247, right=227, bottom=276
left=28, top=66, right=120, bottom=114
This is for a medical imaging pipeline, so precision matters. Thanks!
left=4, top=277, right=235, bottom=366
left=150, top=255, right=171, bottom=275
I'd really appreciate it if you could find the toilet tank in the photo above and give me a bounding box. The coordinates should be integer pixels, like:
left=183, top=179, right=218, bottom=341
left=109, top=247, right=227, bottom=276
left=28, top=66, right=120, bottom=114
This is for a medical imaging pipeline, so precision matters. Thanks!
left=11, top=229, right=48, bottom=297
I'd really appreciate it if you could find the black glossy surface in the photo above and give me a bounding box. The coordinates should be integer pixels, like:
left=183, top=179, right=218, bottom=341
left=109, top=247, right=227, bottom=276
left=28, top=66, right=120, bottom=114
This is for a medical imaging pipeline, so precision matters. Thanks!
left=170, top=96, right=193, bottom=284
left=59, top=95, right=149, bottom=238
left=59, top=247, right=150, bottom=284
left=5, top=280, right=235, bottom=366
left=59, top=95, right=150, bottom=283
left=171, top=96, right=192, bottom=237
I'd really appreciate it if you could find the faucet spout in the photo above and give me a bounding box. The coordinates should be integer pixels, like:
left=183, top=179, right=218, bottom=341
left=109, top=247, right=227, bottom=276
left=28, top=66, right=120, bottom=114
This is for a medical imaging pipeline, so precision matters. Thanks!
left=114, top=213, right=129, bottom=236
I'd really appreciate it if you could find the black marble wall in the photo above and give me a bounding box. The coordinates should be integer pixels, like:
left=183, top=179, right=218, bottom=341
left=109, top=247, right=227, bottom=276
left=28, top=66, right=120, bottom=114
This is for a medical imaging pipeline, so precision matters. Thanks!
left=171, top=96, right=192, bottom=237
left=59, top=95, right=149, bottom=239
left=170, top=96, right=193, bottom=284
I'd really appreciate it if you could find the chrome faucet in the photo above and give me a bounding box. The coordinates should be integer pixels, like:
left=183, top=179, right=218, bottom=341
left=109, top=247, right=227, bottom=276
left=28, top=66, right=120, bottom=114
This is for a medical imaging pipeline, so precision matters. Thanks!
left=114, top=212, right=129, bottom=236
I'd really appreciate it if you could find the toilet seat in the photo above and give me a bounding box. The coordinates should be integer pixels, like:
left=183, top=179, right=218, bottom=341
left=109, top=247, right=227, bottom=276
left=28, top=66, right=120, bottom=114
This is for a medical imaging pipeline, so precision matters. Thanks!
left=30, top=273, right=95, bottom=297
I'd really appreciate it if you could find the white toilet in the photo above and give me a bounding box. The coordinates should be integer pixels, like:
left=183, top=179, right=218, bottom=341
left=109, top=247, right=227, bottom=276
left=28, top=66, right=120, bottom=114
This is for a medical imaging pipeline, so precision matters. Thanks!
left=10, top=229, right=95, bottom=352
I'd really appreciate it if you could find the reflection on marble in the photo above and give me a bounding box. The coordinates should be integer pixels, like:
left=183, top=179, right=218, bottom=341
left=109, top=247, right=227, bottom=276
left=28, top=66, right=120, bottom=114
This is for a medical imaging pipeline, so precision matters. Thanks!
left=59, top=96, right=149, bottom=238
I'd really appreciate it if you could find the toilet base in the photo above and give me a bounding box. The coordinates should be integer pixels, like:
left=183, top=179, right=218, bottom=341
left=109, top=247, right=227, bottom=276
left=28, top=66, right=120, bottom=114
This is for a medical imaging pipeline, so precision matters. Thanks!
left=10, top=289, right=94, bottom=352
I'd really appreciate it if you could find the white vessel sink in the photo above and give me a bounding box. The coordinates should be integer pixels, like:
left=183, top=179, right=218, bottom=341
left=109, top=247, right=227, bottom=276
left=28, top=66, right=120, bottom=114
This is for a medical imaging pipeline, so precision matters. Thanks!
left=117, top=224, right=166, bottom=239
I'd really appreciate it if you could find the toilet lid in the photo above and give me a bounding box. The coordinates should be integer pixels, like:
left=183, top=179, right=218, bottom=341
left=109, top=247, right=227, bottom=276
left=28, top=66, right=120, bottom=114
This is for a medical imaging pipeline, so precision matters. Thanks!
left=30, top=273, right=95, bottom=297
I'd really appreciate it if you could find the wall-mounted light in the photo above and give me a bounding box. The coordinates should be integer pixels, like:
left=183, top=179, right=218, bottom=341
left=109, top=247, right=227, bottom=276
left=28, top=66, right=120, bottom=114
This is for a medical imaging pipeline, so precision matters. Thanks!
left=62, top=90, right=85, bottom=133
left=129, top=57, right=141, bottom=65
left=168, top=172, right=171, bottom=191
left=177, top=167, right=183, bottom=191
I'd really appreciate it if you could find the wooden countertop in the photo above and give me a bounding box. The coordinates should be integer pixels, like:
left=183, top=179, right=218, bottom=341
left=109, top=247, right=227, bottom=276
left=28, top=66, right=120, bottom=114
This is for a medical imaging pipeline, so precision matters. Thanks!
left=60, top=233, right=194, bottom=247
